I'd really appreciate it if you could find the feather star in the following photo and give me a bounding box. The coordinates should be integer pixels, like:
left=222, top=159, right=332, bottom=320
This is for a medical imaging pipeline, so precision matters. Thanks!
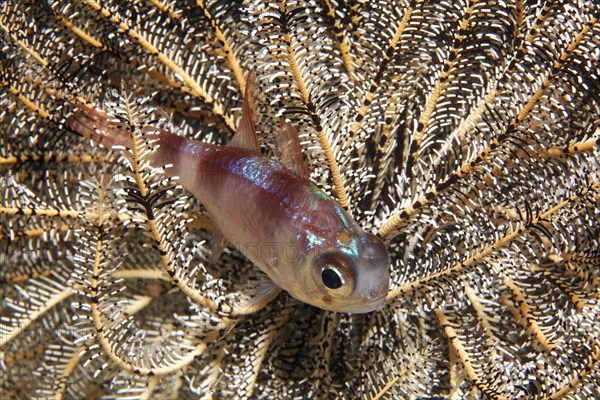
left=0, top=1, right=599, bottom=399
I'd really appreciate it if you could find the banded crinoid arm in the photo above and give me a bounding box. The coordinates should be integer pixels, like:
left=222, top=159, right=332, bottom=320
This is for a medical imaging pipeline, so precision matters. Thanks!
left=375, top=2, right=600, bottom=398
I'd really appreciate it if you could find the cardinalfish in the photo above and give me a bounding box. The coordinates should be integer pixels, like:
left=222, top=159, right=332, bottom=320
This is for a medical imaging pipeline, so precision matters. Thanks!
left=68, top=74, right=390, bottom=313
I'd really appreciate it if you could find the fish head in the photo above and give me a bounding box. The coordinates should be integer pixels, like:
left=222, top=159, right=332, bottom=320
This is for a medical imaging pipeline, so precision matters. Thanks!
left=290, top=230, right=390, bottom=313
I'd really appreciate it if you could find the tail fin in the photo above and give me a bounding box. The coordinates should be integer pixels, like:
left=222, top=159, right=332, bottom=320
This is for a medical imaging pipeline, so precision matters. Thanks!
left=68, top=102, right=187, bottom=172
left=67, top=103, right=134, bottom=149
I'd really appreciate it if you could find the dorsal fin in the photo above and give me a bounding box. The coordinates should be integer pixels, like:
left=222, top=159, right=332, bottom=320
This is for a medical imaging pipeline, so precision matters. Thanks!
left=228, top=72, right=260, bottom=152
left=277, top=121, right=310, bottom=179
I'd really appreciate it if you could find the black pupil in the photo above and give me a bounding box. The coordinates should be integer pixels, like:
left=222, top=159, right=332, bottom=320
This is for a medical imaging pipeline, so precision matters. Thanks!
left=322, top=267, right=343, bottom=289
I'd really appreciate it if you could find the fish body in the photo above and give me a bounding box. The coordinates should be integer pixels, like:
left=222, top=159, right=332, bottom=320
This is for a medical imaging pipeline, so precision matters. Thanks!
left=154, top=134, right=389, bottom=312
left=69, top=77, right=389, bottom=313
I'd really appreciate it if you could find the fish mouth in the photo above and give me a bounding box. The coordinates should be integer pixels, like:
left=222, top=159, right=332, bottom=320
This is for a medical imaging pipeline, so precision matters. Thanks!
left=330, top=279, right=389, bottom=313
left=327, top=296, right=387, bottom=314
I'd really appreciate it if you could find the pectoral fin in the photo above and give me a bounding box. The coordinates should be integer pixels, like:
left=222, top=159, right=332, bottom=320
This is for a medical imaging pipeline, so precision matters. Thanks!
left=210, top=227, right=229, bottom=263
left=276, top=121, right=310, bottom=180
left=228, top=72, right=260, bottom=152
left=235, top=281, right=281, bottom=315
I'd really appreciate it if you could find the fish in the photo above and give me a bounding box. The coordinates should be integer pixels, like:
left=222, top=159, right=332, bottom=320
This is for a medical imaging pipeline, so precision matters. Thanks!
left=68, top=75, right=390, bottom=313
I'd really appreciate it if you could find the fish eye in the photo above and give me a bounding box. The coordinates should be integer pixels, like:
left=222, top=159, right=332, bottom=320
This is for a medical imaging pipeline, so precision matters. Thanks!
left=321, top=265, right=345, bottom=289
left=314, top=255, right=355, bottom=297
